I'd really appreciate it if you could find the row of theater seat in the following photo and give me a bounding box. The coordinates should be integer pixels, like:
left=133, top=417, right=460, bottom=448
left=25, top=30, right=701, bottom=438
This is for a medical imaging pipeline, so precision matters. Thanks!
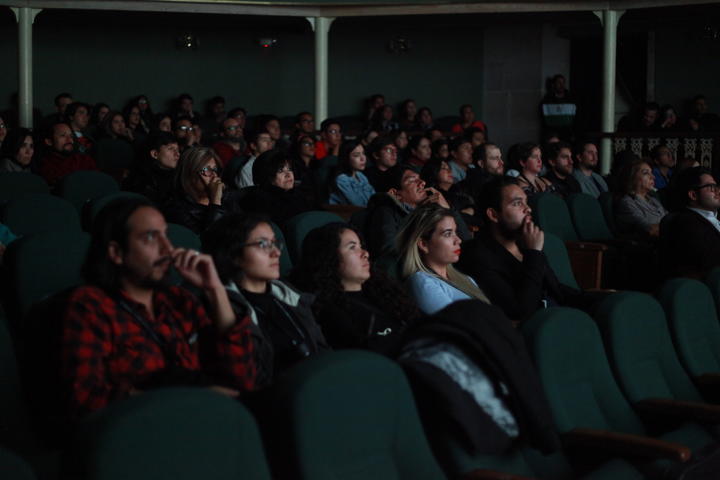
left=6, top=270, right=720, bottom=479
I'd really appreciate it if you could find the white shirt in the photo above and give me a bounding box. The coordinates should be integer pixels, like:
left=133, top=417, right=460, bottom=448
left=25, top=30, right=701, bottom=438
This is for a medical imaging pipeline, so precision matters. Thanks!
left=688, top=207, right=720, bottom=234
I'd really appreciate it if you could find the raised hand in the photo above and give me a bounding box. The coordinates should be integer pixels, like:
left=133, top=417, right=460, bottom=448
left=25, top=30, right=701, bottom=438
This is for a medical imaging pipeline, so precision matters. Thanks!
left=171, top=248, right=223, bottom=291
left=521, top=216, right=544, bottom=251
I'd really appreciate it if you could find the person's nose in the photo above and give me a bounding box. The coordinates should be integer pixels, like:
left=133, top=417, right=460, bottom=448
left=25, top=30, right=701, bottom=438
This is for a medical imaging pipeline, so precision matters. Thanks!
left=159, top=234, right=173, bottom=255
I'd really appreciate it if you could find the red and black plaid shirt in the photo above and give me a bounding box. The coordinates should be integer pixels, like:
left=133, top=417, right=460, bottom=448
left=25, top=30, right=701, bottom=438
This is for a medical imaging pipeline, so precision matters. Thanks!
left=61, top=285, right=256, bottom=418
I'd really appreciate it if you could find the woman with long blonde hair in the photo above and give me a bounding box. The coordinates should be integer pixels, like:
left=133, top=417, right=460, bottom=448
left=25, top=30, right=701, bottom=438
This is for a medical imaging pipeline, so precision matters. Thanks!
left=397, top=204, right=489, bottom=314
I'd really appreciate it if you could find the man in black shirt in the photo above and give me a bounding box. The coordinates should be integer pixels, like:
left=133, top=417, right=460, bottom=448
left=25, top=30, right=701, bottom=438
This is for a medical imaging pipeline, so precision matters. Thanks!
left=542, top=141, right=581, bottom=199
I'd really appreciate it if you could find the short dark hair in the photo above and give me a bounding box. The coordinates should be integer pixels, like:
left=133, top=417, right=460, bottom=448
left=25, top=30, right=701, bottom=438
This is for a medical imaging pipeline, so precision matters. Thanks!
left=252, top=149, right=289, bottom=187
left=473, top=142, right=499, bottom=164
left=650, top=144, right=671, bottom=161
left=201, top=213, right=271, bottom=284
left=255, top=114, right=279, bottom=132
left=82, top=198, right=156, bottom=291
left=459, top=104, right=472, bottom=115
left=368, top=135, right=395, bottom=157
left=420, top=157, right=449, bottom=188
left=209, top=96, right=225, bottom=105
left=464, top=126, right=485, bottom=140
left=295, top=111, right=312, bottom=123
left=173, top=115, right=193, bottom=129
left=44, top=120, right=72, bottom=140
left=386, top=164, right=416, bottom=191
left=407, top=134, right=429, bottom=153
left=147, top=132, right=178, bottom=153
left=65, top=102, right=88, bottom=120
left=672, top=166, right=714, bottom=208
left=1, top=128, right=34, bottom=159
left=449, top=136, right=471, bottom=153
left=178, top=93, right=193, bottom=102
left=54, top=93, right=72, bottom=107
left=228, top=107, right=247, bottom=118
left=544, top=141, right=572, bottom=163
left=477, top=176, right=520, bottom=221
left=320, top=118, right=341, bottom=132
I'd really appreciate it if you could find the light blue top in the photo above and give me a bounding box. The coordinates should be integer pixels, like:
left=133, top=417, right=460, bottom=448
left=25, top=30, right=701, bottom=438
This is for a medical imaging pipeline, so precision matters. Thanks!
left=449, top=161, right=471, bottom=183
left=330, top=171, right=376, bottom=206
left=407, top=271, right=477, bottom=315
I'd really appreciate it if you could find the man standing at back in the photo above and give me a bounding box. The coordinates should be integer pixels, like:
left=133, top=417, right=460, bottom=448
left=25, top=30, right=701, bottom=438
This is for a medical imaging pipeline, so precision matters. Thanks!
left=61, top=199, right=256, bottom=420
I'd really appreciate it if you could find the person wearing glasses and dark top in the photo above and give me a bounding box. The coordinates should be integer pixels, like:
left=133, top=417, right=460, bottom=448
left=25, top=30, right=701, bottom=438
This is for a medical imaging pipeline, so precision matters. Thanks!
left=173, top=115, right=199, bottom=152
left=660, top=167, right=720, bottom=279
left=202, top=213, right=328, bottom=387
left=162, top=147, right=241, bottom=234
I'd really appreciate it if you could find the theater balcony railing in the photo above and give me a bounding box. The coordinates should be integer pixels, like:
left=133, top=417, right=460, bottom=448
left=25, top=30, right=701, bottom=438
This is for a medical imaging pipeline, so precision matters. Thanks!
left=595, top=131, right=719, bottom=170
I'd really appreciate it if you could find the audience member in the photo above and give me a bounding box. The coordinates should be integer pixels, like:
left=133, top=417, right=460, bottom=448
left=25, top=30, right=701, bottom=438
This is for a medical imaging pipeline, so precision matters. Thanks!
left=572, top=140, right=608, bottom=198
left=458, top=177, right=598, bottom=323
left=315, top=118, right=342, bottom=161
left=0, top=128, right=34, bottom=173
left=398, top=99, right=417, bottom=130
left=392, top=129, right=409, bottom=163
left=688, top=94, right=720, bottom=132
left=39, top=121, right=97, bottom=187
left=650, top=144, right=675, bottom=190
left=451, top=104, right=487, bottom=135
left=465, top=126, right=486, bottom=149
left=151, top=113, right=173, bottom=134
left=514, top=142, right=553, bottom=196
left=406, top=134, right=432, bottom=171
left=539, top=74, right=576, bottom=140
left=235, top=130, right=275, bottom=189
left=212, top=116, right=245, bottom=167
left=163, top=147, right=240, bottom=234
left=431, top=138, right=450, bottom=161
left=329, top=140, right=375, bottom=206
left=615, top=157, right=667, bottom=239
left=94, top=111, right=135, bottom=180
left=447, top=136, right=474, bottom=183
left=420, top=158, right=475, bottom=218
left=61, top=198, right=256, bottom=419
left=174, top=93, right=200, bottom=120
left=464, top=142, right=504, bottom=199
left=365, top=136, right=399, bottom=192
left=202, top=213, right=328, bottom=387
left=65, top=102, right=93, bottom=154
left=173, top=115, right=198, bottom=151
left=416, top=107, right=434, bottom=131
left=660, top=167, right=720, bottom=279
left=290, top=222, right=419, bottom=352
left=396, top=204, right=489, bottom=314
left=542, top=141, right=581, bottom=198
left=618, top=101, right=660, bottom=132
left=123, top=132, right=180, bottom=205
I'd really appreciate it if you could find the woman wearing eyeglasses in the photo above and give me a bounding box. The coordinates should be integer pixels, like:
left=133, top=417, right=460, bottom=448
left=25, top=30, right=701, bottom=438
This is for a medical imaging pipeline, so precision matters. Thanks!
left=163, top=146, right=240, bottom=234
left=202, top=213, right=328, bottom=387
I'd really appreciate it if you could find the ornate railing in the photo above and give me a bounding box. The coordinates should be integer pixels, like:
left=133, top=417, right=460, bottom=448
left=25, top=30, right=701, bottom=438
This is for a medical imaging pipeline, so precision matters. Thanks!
left=596, top=132, right=719, bottom=170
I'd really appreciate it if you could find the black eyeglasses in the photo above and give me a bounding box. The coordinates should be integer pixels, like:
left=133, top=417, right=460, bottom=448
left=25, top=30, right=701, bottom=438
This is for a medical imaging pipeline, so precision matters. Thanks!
left=242, top=238, right=283, bottom=252
left=696, top=183, right=719, bottom=192
left=197, top=166, right=220, bottom=177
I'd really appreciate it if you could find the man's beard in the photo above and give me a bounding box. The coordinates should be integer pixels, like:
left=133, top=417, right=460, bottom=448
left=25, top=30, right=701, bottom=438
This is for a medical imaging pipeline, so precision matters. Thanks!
left=497, top=220, right=523, bottom=242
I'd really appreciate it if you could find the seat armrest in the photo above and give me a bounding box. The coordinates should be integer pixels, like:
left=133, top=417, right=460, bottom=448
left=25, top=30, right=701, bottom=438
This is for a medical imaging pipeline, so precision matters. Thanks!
left=460, top=469, right=537, bottom=480
left=635, top=397, right=720, bottom=424
left=565, top=241, right=610, bottom=252
left=562, top=427, right=691, bottom=462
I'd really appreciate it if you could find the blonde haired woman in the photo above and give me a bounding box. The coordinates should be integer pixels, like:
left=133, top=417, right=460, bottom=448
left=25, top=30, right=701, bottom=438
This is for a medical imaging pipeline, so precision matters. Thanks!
left=397, top=204, right=489, bottom=314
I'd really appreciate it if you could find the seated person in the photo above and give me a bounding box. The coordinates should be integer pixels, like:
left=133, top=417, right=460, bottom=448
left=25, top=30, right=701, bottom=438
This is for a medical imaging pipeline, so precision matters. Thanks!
left=572, top=140, right=608, bottom=198
left=288, top=134, right=318, bottom=207
left=450, top=104, right=487, bottom=135
left=314, top=118, right=342, bottom=161
left=202, top=213, right=328, bottom=387
left=364, top=136, right=399, bottom=193
left=239, top=150, right=311, bottom=225
left=447, top=136, right=475, bottom=183
left=514, top=142, right=553, bottom=197
left=212, top=116, right=245, bottom=168
left=542, top=141, right=581, bottom=198
left=0, top=128, right=35, bottom=173
left=173, top=115, right=199, bottom=152
left=235, top=130, right=275, bottom=189
left=289, top=222, right=419, bottom=353
left=420, top=158, right=476, bottom=218
left=405, top=134, right=432, bottom=171
left=61, top=198, right=256, bottom=420
left=123, top=132, right=180, bottom=205
left=463, top=142, right=504, bottom=200
left=364, top=165, right=458, bottom=257
left=650, top=144, right=675, bottom=191
left=94, top=111, right=135, bottom=181
left=162, top=147, right=240, bottom=234
left=458, top=177, right=599, bottom=323
left=65, top=102, right=94, bottom=155
left=329, top=140, right=375, bottom=206
left=38, top=121, right=97, bottom=187
left=614, top=158, right=667, bottom=239
left=396, top=203, right=489, bottom=314
left=660, top=166, right=720, bottom=279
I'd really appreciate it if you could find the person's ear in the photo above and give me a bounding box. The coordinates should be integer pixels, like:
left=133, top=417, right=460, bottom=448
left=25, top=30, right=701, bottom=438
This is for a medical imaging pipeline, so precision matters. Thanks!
left=688, top=189, right=699, bottom=203
left=486, top=207, right=500, bottom=224
left=44, top=137, right=52, bottom=147
left=108, top=241, right=123, bottom=266
left=388, top=188, right=400, bottom=200
left=150, top=149, right=159, bottom=160
left=417, top=238, right=430, bottom=255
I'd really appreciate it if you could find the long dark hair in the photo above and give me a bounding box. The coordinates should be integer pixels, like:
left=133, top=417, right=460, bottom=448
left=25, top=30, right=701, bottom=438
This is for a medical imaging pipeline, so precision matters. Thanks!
left=83, top=197, right=156, bottom=291
left=289, top=222, right=419, bottom=325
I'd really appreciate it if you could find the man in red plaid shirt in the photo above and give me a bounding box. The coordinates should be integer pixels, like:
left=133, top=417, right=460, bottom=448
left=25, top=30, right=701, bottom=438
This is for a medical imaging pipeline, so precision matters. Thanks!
left=61, top=198, right=256, bottom=419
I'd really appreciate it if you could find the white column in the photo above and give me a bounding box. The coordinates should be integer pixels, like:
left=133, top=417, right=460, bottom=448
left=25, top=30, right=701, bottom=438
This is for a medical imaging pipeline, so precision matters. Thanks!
left=307, top=17, right=335, bottom=124
left=11, top=7, right=41, bottom=128
left=595, top=10, right=624, bottom=175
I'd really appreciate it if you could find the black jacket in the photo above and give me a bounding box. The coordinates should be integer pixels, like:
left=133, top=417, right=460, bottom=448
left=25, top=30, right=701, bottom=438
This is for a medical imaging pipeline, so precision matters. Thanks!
left=162, top=190, right=241, bottom=234
left=397, top=300, right=560, bottom=455
left=660, top=209, right=720, bottom=279
left=123, top=163, right=176, bottom=206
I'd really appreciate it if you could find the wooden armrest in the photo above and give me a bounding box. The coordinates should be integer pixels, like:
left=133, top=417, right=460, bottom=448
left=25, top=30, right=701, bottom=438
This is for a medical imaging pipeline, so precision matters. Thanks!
left=565, top=241, right=610, bottom=252
left=562, top=427, right=691, bottom=462
left=635, top=397, right=720, bottom=424
left=460, top=469, right=536, bottom=480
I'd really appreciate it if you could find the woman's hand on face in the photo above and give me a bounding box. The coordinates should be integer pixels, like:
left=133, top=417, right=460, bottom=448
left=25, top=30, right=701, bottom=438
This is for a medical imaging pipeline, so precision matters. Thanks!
left=647, top=223, right=660, bottom=237
left=207, top=177, right=224, bottom=205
